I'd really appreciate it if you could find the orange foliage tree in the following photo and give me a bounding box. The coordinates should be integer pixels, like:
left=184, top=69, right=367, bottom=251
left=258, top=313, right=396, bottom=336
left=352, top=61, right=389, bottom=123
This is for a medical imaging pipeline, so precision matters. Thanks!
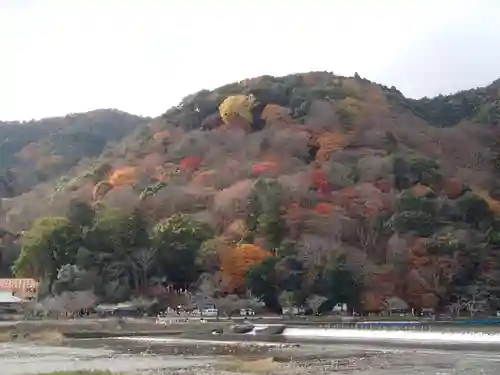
left=109, top=166, right=137, bottom=186
left=473, top=187, right=500, bottom=216
left=153, top=131, right=170, bottom=141
left=220, top=243, right=270, bottom=293
left=260, top=104, right=294, bottom=128
left=410, top=183, right=434, bottom=197
left=315, top=131, right=348, bottom=162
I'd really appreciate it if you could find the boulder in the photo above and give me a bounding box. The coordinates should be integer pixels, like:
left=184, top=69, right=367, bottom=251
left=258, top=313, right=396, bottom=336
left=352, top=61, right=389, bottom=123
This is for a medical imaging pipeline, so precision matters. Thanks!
left=256, top=324, right=285, bottom=335
left=211, top=327, right=223, bottom=335
left=230, top=324, right=254, bottom=334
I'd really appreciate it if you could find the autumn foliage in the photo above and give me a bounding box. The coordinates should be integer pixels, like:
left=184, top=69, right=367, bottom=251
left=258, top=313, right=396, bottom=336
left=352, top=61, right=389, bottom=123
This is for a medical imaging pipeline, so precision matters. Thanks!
left=153, top=131, right=170, bottom=141
left=310, top=167, right=330, bottom=195
left=219, top=94, right=257, bottom=125
left=473, top=187, right=500, bottom=216
left=108, top=167, right=137, bottom=186
left=4, top=71, right=500, bottom=313
left=179, top=155, right=202, bottom=171
left=313, top=202, right=333, bottom=215
left=315, top=131, right=348, bottom=162
left=260, top=104, right=294, bottom=127
left=251, top=161, right=279, bottom=176
left=220, top=243, right=270, bottom=293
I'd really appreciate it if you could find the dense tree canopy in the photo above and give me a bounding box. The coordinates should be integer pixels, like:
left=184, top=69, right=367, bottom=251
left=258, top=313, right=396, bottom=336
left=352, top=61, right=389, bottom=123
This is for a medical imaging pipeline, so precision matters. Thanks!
left=2, top=72, right=500, bottom=314
left=13, top=217, right=80, bottom=282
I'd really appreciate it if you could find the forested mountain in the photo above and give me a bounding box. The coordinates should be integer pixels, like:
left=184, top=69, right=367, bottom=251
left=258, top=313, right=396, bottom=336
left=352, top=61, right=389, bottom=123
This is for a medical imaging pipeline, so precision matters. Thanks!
left=0, top=109, right=149, bottom=198
left=2, top=72, right=500, bottom=314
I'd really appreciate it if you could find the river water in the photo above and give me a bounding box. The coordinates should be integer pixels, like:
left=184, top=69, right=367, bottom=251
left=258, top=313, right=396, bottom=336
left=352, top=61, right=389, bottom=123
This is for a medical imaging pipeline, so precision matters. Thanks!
left=3, top=326, right=500, bottom=374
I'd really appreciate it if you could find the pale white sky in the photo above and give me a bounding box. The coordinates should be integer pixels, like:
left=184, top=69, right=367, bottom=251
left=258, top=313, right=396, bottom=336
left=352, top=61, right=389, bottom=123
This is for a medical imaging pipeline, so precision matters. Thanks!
left=1, top=0, right=499, bottom=121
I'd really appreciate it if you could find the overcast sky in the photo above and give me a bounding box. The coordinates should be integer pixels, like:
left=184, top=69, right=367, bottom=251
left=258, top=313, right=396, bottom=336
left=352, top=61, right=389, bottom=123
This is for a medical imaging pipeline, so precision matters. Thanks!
left=1, top=0, right=499, bottom=121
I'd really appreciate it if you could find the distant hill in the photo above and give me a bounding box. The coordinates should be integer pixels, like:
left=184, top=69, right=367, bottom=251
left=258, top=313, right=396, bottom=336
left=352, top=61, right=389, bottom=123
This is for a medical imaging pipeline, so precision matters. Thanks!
left=0, top=109, right=149, bottom=197
left=405, top=79, right=500, bottom=127
left=2, top=71, right=500, bottom=311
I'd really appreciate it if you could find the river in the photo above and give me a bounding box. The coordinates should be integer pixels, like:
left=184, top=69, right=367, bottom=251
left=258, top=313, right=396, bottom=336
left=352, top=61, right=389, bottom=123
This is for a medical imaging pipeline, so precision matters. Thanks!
left=3, top=325, right=500, bottom=374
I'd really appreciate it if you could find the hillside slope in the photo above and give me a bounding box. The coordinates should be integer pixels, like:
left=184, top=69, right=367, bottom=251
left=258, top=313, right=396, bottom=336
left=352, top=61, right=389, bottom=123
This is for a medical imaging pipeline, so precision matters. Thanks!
left=3, top=72, right=500, bottom=313
left=0, top=109, right=149, bottom=197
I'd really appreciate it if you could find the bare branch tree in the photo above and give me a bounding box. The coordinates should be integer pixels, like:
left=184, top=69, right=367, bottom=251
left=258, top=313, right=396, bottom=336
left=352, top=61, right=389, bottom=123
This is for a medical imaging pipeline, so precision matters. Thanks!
left=279, top=291, right=296, bottom=318
left=213, top=295, right=246, bottom=318
left=66, top=290, right=98, bottom=313
left=40, top=295, right=67, bottom=317
left=356, top=215, right=379, bottom=254
left=132, top=248, right=156, bottom=290
left=194, top=273, right=219, bottom=310
left=448, top=301, right=462, bottom=317
left=462, top=283, right=490, bottom=317
left=306, top=295, right=327, bottom=316
left=296, top=234, right=333, bottom=271
left=241, top=291, right=265, bottom=314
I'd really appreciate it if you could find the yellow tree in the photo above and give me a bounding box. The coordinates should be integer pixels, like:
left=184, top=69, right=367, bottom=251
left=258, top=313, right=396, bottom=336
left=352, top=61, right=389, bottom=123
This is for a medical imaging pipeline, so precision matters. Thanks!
left=219, top=94, right=258, bottom=125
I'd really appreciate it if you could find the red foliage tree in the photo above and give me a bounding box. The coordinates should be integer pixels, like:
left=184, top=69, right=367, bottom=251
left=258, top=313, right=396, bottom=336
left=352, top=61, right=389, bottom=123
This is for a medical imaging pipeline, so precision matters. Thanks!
left=310, top=167, right=331, bottom=195
left=179, top=156, right=202, bottom=171
left=251, top=161, right=279, bottom=176
left=313, top=202, right=333, bottom=215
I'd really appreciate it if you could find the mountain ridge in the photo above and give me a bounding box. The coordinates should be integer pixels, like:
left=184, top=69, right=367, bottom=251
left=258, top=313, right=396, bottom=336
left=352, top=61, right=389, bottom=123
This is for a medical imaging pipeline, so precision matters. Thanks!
left=0, top=109, right=150, bottom=197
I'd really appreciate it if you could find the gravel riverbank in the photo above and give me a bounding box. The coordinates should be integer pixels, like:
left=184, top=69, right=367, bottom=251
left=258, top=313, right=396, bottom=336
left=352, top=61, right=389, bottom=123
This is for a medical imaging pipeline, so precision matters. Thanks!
left=3, top=318, right=500, bottom=374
